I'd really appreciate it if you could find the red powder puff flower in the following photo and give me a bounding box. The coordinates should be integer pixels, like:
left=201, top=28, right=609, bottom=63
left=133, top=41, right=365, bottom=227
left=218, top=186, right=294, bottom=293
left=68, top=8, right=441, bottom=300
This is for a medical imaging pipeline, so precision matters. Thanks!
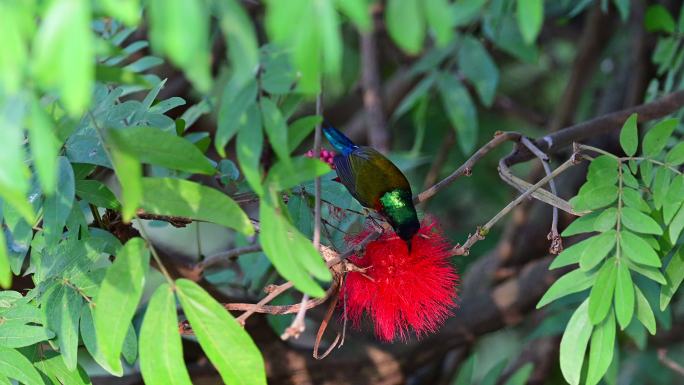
left=341, top=218, right=459, bottom=342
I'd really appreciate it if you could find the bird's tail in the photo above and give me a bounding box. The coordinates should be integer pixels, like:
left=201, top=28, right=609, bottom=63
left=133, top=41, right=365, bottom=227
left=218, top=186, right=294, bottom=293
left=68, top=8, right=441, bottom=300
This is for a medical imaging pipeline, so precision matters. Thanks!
left=322, top=122, right=357, bottom=155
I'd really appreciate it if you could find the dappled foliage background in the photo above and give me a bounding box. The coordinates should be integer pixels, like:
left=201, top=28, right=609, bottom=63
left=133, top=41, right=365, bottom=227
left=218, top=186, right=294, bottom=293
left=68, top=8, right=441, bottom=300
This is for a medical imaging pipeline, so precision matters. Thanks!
left=3, top=0, right=684, bottom=384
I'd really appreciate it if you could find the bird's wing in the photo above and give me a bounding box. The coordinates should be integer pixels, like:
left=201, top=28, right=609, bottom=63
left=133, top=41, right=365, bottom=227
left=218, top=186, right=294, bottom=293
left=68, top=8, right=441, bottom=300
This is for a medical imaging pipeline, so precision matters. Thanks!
left=333, top=154, right=371, bottom=206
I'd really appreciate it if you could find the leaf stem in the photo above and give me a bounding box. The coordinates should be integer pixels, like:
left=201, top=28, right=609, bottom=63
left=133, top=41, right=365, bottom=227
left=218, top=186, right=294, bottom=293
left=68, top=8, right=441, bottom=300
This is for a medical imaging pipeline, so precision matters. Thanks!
left=136, top=217, right=175, bottom=286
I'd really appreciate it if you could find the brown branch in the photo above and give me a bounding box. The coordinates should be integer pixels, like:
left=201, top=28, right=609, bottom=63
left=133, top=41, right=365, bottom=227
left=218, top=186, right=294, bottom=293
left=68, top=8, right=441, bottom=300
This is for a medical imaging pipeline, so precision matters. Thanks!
left=504, top=90, right=684, bottom=166
left=548, top=1, right=615, bottom=132
left=414, top=131, right=522, bottom=204
left=361, top=17, right=390, bottom=152
left=659, top=349, right=684, bottom=377
left=136, top=210, right=192, bottom=227
left=198, top=244, right=262, bottom=270
left=450, top=156, right=579, bottom=256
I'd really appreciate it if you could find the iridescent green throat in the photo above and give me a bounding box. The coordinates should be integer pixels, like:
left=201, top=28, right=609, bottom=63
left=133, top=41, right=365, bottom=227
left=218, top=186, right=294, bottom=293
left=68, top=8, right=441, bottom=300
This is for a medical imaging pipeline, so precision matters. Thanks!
left=379, top=189, right=420, bottom=241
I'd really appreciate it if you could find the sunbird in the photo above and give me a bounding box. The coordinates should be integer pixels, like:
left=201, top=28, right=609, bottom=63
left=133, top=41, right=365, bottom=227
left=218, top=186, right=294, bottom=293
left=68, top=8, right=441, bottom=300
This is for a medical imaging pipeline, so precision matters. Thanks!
left=322, top=123, right=420, bottom=246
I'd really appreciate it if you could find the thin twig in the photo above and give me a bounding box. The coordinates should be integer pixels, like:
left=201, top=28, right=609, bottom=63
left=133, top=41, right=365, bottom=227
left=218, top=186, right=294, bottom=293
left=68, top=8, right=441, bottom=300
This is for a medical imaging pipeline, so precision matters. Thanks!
left=659, top=349, right=684, bottom=377
left=235, top=282, right=294, bottom=325
left=451, top=156, right=578, bottom=256
left=520, top=137, right=562, bottom=254
left=136, top=210, right=192, bottom=228
left=136, top=218, right=175, bottom=285
left=281, top=92, right=324, bottom=340
left=198, top=244, right=262, bottom=270
left=414, top=132, right=521, bottom=204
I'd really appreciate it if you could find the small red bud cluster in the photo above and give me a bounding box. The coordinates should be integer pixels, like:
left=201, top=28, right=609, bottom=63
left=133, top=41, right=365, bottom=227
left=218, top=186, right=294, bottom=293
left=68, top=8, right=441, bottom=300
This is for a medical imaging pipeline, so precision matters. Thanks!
left=306, top=149, right=336, bottom=169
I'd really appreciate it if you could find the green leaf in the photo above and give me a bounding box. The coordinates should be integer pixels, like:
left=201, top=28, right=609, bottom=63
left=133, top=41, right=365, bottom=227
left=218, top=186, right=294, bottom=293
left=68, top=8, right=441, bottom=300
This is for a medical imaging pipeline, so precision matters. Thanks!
left=663, top=175, right=684, bottom=224
left=640, top=160, right=654, bottom=186
left=484, top=15, right=538, bottom=63
left=393, top=72, right=437, bottom=119
left=652, top=166, right=672, bottom=210
left=94, top=238, right=150, bottom=375
left=620, top=230, right=662, bottom=267
left=75, top=180, right=121, bottom=210
left=438, top=72, right=478, bottom=154
left=665, top=142, right=684, bottom=165
left=236, top=105, right=264, bottom=196
left=619, top=113, right=638, bottom=157
left=0, top=97, right=34, bottom=223
left=98, top=0, right=139, bottom=25
left=139, top=178, right=254, bottom=235
left=615, top=262, right=635, bottom=329
left=318, top=0, right=343, bottom=77
left=645, top=5, right=676, bottom=34
left=33, top=0, right=93, bottom=115
left=621, top=164, right=640, bottom=188
left=580, top=231, right=616, bottom=272
left=536, top=269, right=594, bottom=308
left=0, top=227, right=10, bottom=289
left=0, top=346, right=45, bottom=385
left=140, top=284, right=192, bottom=385
left=516, top=0, right=543, bottom=44
left=95, top=65, right=152, bottom=87
left=458, top=36, right=498, bottom=106
left=620, top=206, right=662, bottom=235
left=613, top=0, right=630, bottom=21
left=660, top=246, right=684, bottom=310
left=111, top=127, right=215, bottom=175
left=80, top=305, right=115, bottom=375
left=335, top=0, right=371, bottom=30
left=479, top=360, right=507, bottom=385
left=44, top=284, right=82, bottom=371
left=176, top=279, right=266, bottom=385
left=635, top=285, right=656, bottom=334
left=216, top=0, right=259, bottom=86
left=503, top=363, right=534, bottom=385
left=386, top=0, right=425, bottom=54
left=559, top=299, right=592, bottom=385
left=593, top=208, right=617, bottom=232
left=642, top=118, right=678, bottom=157
left=624, top=258, right=666, bottom=284
left=260, top=98, right=291, bottom=166
left=108, top=130, right=142, bottom=222
left=148, top=0, right=210, bottom=91
left=621, top=188, right=650, bottom=213
left=586, top=312, right=616, bottom=385
left=0, top=3, right=28, bottom=93
left=452, top=353, right=476, bottom=385
left=550, top=237, right=592, bottom=269
left=265, top=158, right=331, bottom=191
left=288, top=116, right=322, bottom=153
left=35, top=352, right=91, bottom=385
left=28, top=98, right=61, bottom=195
left=423, top=0, right=454, bottom=47
left=453, top=0, right=487, bottom=27
left=216, top=80, right=258, bottom=156
left=669, top=205, right=684, bottom=242
left=587, top=155, right=619, bottom=184
left=571, top=184, right=618, bottom=211
left=0, top=324, right=54, bottom=348
left=260, top=200, right=330, bottom=297
left=561, top=210, right=602, bottom=236
left=43, top=157, right=75, bottom=245
left=588, top=259, right=617, bottom=324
